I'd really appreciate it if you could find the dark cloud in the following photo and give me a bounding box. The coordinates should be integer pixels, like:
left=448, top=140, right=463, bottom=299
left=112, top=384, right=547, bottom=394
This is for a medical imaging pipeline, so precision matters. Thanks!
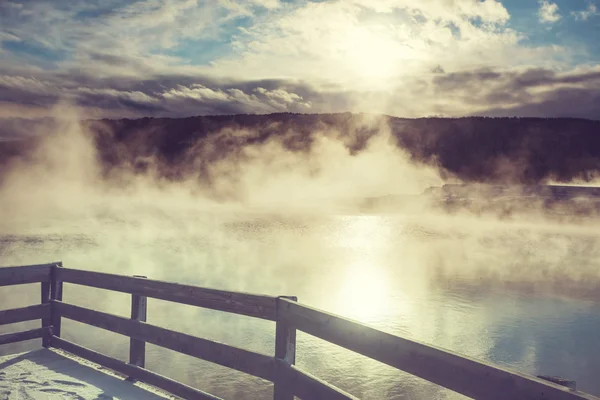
left=2, top=65, right=600, bottom=119
left=87, top=52, right=147, bottom=68
left=507, top=69, right=600, bottom=90
left=433, top=68, right=504, bottom=91
left=0, top=84, right=57, bottom=107
left=431, top=67, right=600, bottom=119
left=434, top=67, right=600, bottom=94
left=481, top=87, right=600, bottom=119
left=74, top=90, right=167, bottom=114
left=0, top=66, right=353, bottom=117
left=507, top=68, right=556, bottom=89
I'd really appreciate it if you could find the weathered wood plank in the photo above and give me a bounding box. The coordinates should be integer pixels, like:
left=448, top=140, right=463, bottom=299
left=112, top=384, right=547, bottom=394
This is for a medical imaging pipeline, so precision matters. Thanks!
left=57, top=267, right=277, bottom=320
left=0, top=304, right=50, bottom=325
left=51, top=337, right=222, bottom=400
left=0, top=263, right=54, bottom=286
left=54, top=301, right=276, bottom=381
left=50, top=264, right=64, bottom=338
left=274, top=296, right=297, bottom=400
left=0, top=327, right=51, bottom=346
left=41, top=280, right=51, bottom=347
left=276, top=362, right=358, bottom=400
left=129, top=275, right=147, bottom=369
left=539, top=376, right=577, bottom=390
left=278, top=299, right=600, bottom=400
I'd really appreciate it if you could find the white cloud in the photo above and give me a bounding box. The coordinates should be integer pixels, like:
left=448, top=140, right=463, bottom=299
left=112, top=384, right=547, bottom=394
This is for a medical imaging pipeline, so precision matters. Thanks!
left=2, top=0, right=599, bottom=120
left=0, top=0, right=562, bottom=92
left=538, top=0, right=561, bottom=23
left=351, top=0, right=510, bottom=24
left=0, top=75, right=54, bottom=93
left=254, top=87, right=312, bottom=108
left=160, top=84, right=310, bottom=113
left=3, top=2, right=23, bottom=9
left=220, top=0, right=280, bottom=13
left=250, top=0, right=280, bottom=9
left=572, top=2, right=598, bottom=20
left=208, top=0, right=528, bottom=90
left=73, top=87, right=158, bottom=104
left=0, top=0, right=239, bottom=77
left=0, top=32, right=21, bottom=43
left=162, top=84, right=231, bottom=101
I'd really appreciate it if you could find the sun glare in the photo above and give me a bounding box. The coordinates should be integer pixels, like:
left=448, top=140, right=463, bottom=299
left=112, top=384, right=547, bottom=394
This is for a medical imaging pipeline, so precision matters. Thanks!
left=336, top=26, right=405, bottom=86
left=330, top=216, right=397, bottom=321
left=335, top=258, right=392, bottom=321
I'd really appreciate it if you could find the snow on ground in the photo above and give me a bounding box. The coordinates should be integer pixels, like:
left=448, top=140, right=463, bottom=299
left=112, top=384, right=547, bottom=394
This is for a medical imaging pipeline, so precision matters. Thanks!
left=0, top=348, right=174, bottom=399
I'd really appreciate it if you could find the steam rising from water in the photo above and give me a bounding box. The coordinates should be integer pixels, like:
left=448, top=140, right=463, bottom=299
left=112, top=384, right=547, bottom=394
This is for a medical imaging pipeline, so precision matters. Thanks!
left=1, top=106, right=600, bottom=398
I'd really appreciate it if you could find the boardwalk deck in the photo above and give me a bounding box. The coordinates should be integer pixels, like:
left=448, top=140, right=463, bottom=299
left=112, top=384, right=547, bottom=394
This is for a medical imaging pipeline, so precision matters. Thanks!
left=0, top=348, right=170, bottom=399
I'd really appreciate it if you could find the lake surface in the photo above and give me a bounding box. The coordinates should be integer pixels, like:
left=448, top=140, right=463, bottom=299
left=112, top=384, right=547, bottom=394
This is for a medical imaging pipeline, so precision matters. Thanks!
left=1, top=211, right=599, bottom=399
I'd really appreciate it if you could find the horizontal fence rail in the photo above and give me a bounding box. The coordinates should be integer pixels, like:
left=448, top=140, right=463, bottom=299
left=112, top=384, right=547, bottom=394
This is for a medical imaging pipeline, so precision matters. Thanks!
left=0, top=263, right=54, bottom=286
left=1, top=263, right=599, bottom=400
left=53, top=300, right=276, bottom=381
left=56, top=267, right=278, bottom=320
left=278, top=298, right=598, bottom=400
left=0, top=327, right=52, bottom=346
left=0, top=304, right=50, bottom=326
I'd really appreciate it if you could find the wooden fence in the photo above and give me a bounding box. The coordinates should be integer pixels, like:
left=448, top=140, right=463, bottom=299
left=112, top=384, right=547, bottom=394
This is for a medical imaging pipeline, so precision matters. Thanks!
left=1, top=263, right=599, bottom=400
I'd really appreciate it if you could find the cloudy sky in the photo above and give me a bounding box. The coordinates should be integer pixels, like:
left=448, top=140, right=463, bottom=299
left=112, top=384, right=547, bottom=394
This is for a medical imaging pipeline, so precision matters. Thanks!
left=1, top=0, right=600, bottom=119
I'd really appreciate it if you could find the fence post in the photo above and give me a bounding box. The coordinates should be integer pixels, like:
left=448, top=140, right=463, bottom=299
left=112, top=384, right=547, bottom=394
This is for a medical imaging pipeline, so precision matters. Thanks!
left=50, top=262, right=64, bottom=341
left=274, top=296, right=297, bottom=400
left=41, top=278, right=51, bottom=347
left=129, top=275, right=147, bottom=370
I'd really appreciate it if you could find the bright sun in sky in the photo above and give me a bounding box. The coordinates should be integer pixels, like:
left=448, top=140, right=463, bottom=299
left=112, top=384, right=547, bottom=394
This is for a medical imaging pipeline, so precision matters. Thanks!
left=337, top=26, right=405, bottom=86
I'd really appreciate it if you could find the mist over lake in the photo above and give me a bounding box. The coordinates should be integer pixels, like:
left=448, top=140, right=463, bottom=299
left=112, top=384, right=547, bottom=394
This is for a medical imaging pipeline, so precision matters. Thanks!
left=1, top=113, right=600, bottom=399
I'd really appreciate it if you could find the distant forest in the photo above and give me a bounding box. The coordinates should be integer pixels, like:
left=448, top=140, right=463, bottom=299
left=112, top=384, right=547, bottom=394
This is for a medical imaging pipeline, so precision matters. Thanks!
left=1, top=113, right=599, bottom=185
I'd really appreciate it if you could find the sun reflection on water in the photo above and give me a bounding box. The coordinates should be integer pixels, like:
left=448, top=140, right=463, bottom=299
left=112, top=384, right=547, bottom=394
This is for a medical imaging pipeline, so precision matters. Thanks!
left=329, top=215, right=412, bottom=323
left=335, top=258, right=392, bottom=321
